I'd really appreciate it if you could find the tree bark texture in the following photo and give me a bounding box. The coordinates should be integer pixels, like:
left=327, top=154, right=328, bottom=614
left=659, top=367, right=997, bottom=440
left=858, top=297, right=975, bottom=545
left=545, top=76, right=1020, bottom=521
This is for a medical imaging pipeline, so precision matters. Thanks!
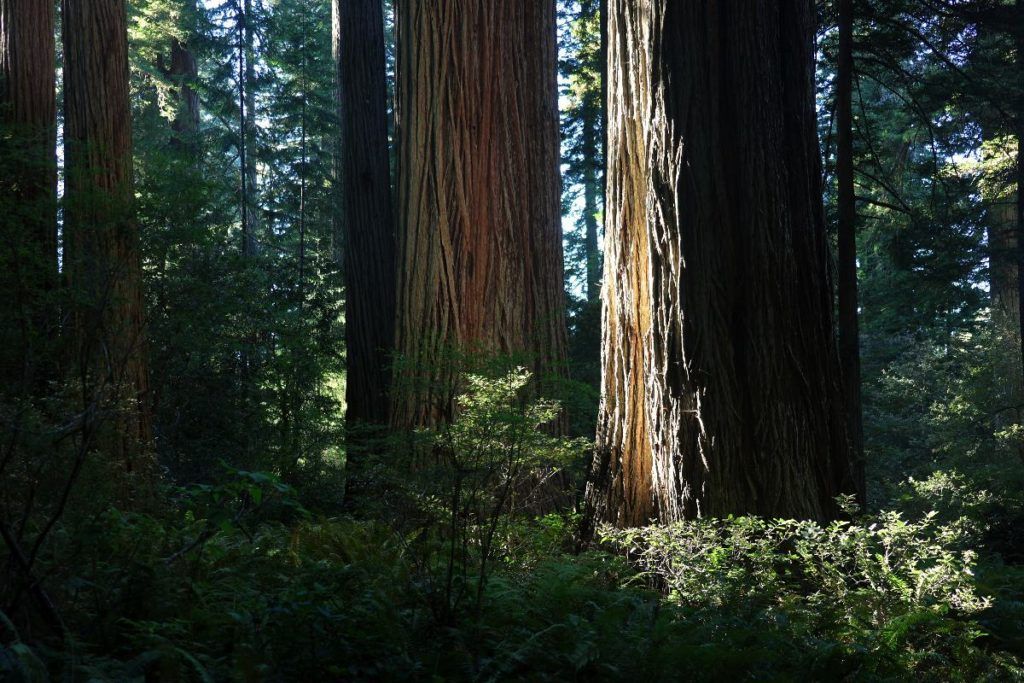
left=836, top=0, right=866, bottom=504
left=0, top=0, right=57, bottom=390
left=587, top=0, right=856, bottom=527
left=335, top=0, right=396, bottom=427
left=63, top=0, right=151, bottom=473
left=391, top=0, right=569, bottom=428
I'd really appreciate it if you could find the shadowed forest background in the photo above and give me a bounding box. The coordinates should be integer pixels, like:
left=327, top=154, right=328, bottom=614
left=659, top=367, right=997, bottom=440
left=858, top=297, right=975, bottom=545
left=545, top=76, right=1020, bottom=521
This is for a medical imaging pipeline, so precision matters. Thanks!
left=3, top=0, right=1024, bottom=680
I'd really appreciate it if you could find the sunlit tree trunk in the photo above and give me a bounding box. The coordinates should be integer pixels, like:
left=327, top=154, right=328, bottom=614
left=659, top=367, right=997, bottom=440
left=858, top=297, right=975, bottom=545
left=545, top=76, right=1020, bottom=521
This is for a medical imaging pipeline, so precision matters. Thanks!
left=391, top=1, right=568, bottom=429
left=63, top=0, right=151, bottom=475
left=0, top=0, right=57, bottom=391
left=587, top=0, right=855, bottom=527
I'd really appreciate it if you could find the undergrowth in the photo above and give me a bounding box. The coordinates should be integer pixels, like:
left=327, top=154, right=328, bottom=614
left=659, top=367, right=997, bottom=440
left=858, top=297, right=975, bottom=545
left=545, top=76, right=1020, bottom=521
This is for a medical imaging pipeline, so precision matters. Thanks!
left=3, top=368, right=1024, bottom=681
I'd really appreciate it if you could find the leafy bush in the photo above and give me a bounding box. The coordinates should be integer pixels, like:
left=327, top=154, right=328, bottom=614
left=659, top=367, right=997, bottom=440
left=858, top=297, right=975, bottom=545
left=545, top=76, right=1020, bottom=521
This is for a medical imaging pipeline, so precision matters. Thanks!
left=386, top=365, right=588, bottom=622
left=598, top=511, right=1019, bottom=680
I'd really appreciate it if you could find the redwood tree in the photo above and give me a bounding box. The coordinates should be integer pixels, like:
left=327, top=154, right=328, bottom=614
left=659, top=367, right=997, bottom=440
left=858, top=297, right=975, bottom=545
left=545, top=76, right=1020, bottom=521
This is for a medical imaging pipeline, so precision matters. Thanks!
left=836, top=0, right=866, bottom=503
left=334, top=0, right=395, bottom=427
left=163, top=37, right=200, bottom=149
left=0, top=0, right=57, bottom=391
left=587, top=0, right=856, bottom=526
left=63, top=0, right=151, bottom=473
left=391, top=1, right=568, bottom=428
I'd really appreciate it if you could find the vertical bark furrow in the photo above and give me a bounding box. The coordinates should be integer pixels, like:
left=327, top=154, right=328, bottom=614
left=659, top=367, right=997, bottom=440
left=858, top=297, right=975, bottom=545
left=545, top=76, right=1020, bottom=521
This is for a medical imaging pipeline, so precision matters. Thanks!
left=588, top=0, right=654, bottom=527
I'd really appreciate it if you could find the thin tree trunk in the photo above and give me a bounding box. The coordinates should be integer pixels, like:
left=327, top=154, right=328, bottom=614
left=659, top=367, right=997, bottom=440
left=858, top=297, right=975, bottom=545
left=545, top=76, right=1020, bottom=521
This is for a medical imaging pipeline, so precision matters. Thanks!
left=62, top=0, right=151, bottom=477
left=0, top=0, right=57, bottom=392
left=299, top=91, right=306, bottom=300
left=587, top=0, right=855, bottom=527
left=991, top=198, right=1020, bottom=336
left=984, top=146, right=1021, bottom=443
left=243, top=0, right=259, bottom=253
left=335, top=0, right=395, bottom=428
left=237, top=1, right=252, bottom=256
left=168, top=37, right=199, bottom=149
left=237, top=0, right=257, bottom=257
left=837, top=0, right=866, bottom=505
left=1015, top=0, right=1024, bottom=452
left=298, top=20, right=307, bottom=302
left=391, top=0, right=568, bottom=429
left=330, top=1, right=343, bottom=268
left=581, top=99, right=601, bottom=304
left=580, top=0, right=602, bottom=304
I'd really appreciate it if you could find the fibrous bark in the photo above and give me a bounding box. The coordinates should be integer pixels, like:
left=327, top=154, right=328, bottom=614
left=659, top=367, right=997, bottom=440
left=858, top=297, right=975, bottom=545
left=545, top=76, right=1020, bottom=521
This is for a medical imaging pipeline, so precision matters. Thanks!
left=63, top=0, right=151, bottom=473
left=587, top=0, right=856, bottom=527
left=0, top=0, right=57, bottom=391
left=391, top=0, right=568, bottom=428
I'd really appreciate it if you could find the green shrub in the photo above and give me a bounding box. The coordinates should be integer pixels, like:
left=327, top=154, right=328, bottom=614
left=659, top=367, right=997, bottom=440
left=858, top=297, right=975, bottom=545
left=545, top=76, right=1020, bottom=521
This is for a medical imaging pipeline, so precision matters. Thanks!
left=597, top=511, right=1018, bottom=680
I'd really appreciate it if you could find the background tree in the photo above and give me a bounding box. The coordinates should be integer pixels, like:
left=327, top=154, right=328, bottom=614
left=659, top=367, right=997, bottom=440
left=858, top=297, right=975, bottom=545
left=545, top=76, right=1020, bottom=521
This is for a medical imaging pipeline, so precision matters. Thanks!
left=587, top=0, right=856, bottom=526
left=333, top=0, right=395, bottom=430
left=560, top=0, right=603, bottom=306
left=837, top=0, right=867, bottom=503
left=559, top=0, right=605, bottom=422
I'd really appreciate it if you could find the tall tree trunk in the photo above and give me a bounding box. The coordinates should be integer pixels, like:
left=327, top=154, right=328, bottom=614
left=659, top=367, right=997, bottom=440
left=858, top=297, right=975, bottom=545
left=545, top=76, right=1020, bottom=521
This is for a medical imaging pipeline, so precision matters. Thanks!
left=581, top=91, right=601, bottom=304
left=335, top=0, right=395, bottom=427
left=62, top=0, right=151, bottom=475
left=984, top=142, right=1021, bottom=440
left=991, top=197, right=1020, bottom=340
left=0, top=0, right=57, bottom=392
left=837, top=0, right=866, bottom=504
left=237, top=0, right=258, bottom=257
left=580, top=0, right=602, bottom=304
left=243, top=0, right=258, bottom=252
left=586, top=0, right=855, bottom=527
left=391, top=0, right=569, bottom=428
left=1016, top=0, right=1024, bottom=413
left=330, top=2, right=343, bottom=268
